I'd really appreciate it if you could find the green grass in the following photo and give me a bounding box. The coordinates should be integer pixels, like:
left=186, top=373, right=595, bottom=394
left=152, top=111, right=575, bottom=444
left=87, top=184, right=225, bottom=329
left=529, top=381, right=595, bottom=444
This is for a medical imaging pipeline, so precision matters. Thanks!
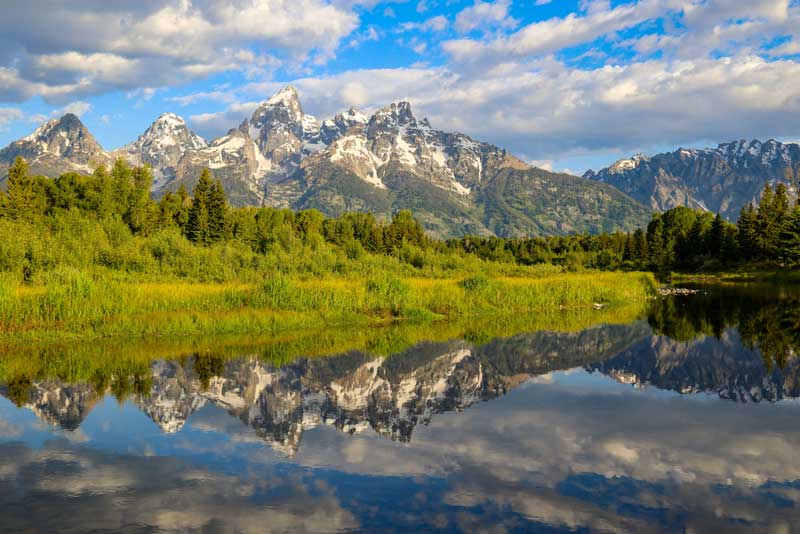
left=0, top=269, right=657, bottom=344
left=0, top=300, right=650, bottom=388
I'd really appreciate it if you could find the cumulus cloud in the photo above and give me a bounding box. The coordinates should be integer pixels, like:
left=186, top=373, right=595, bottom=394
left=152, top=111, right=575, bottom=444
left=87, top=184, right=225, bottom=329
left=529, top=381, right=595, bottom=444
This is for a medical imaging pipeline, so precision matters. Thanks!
left=454, top=0, right=519, bottom=34
left=0, top=107, right=24, bottom=130
left=184, top=52, right=800, bottom=164
left=0, top=0, right=360, bottom=103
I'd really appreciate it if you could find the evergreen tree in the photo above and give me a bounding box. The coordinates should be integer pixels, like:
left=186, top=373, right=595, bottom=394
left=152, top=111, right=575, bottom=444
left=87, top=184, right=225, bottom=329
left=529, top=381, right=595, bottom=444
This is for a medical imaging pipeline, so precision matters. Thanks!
left=778, top=206, right=800, bottom=263
left=5, top=156, right=45, bottom=220
left=207, top=179, right=229, bottom=243
left=755, top=184, right=780, bottom=258
left=647, top=216, right=665, bottom=269
left=707, top=213, right=725, bottom=258
left=737, top=204, right=758, bottom=260
left=631, top=228, right=648, bottom=264
left=187, top=170, right=213, bottom=245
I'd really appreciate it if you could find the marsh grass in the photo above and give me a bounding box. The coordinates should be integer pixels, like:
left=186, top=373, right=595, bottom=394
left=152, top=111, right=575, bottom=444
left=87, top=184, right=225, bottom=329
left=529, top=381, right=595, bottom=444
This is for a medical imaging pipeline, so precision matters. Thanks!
left=0, top=301, right=648, bottom=388
left=0, top=270, right=656, bottom=343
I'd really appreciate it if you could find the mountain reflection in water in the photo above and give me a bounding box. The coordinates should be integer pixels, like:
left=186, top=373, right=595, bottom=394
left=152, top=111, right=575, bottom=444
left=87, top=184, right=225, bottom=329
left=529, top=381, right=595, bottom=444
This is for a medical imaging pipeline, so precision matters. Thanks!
left=1, top=284, right=800, bottom=533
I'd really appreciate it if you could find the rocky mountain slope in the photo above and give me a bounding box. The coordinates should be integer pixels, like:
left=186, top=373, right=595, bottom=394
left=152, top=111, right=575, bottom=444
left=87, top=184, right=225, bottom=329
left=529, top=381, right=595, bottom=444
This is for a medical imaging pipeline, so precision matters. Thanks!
left=166, top=87, right=651, bottom=236
left=585, top=139, right=800, bottom=219
left=0, top=88, right=651, bottom=236
left=0, top=114, right=113, bottom=179
left=113, top=112, right=206, bottom=190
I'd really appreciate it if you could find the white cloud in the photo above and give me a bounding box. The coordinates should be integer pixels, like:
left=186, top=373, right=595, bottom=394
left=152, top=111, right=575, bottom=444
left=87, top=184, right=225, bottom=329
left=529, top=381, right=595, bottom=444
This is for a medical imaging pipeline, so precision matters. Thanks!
left=454, top=0, right=519, bottom=34
left=0, top=107, right=24, bottom=130
left=60, top=101, right=92, bottom=117
left=0, top=0, right=360, bottom=103
left=399, top=15, right=449, bottom=32
left=194, top=50, right=800, bottom=162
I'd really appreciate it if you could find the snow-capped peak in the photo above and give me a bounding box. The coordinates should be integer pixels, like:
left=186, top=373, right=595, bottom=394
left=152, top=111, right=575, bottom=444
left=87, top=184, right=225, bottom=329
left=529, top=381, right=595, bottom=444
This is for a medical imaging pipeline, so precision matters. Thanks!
left=153, top=112, right=187, bottom=128
left=264, top=85, right=301, bottom=108
left=609, top=152, right=648, bottom=174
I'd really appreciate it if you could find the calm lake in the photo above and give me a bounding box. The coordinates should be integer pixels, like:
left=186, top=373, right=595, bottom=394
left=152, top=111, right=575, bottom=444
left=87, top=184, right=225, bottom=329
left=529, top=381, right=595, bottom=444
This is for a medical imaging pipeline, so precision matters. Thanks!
left=1, top=283, right=800, bottom=533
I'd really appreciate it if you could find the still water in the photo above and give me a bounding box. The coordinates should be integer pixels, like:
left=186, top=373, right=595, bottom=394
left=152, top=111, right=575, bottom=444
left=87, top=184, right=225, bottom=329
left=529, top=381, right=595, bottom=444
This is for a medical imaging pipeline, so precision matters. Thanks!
left=1, top=284, right=800, bottom=533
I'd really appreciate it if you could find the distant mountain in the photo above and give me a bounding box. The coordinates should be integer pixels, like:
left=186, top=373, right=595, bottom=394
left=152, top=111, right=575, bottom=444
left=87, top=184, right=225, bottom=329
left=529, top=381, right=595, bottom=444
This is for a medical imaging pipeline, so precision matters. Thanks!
left=113, top=112, right=206, bottom=190
left=0, top=114, right=113, bottom=180
left=0, top=89, right=651, bottom=237
left=585, top=139, right=800, bottom=219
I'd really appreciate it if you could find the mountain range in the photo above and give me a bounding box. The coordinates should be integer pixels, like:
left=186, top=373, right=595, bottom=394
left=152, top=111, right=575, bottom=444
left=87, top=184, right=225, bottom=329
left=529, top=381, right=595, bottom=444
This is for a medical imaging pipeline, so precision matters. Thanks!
left=2, top=86, right=798, bottom=234
left=0, top=86, right=649, bottom=237
left=585, top=139, right=800, bottom=220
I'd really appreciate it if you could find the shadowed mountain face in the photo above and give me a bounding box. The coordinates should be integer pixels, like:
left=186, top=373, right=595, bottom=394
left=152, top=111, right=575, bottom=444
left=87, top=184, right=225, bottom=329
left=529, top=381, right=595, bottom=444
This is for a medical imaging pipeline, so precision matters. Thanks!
left=5, top=285, right=800, bottom=457
left=585, top=139, right=800, bottom=219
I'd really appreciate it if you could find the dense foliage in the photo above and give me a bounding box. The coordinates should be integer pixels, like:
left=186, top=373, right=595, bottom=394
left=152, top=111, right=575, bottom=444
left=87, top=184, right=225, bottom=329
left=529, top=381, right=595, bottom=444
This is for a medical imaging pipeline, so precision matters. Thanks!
left=449, top=183, right=800, bottom=272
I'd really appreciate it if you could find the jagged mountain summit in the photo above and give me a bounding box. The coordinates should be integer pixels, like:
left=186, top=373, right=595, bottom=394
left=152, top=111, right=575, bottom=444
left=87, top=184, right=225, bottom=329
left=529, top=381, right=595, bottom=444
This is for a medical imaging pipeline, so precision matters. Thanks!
left=114, top=112, right=206, bottom=190
left=0, top=88, right=651, bottom=237
left=0, top=113, right=113, bottom=178
left=166, top=86, right=649, bottom=236
left=585, top=139, right=800, bottom=219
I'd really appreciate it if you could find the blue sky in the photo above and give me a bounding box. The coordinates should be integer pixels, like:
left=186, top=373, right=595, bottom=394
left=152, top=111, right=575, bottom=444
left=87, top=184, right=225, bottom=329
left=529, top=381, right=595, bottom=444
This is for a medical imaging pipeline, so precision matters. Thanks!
left=0, top=0, right=799, bottom=173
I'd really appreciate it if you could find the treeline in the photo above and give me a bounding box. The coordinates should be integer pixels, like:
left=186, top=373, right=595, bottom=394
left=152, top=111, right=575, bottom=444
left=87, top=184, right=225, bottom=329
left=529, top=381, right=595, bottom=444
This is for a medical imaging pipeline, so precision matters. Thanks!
left=449, top=183, right=800, bottom=272
left=0, top=157, right=430, bottom=256
left=2, top=154, right=798, bottom=278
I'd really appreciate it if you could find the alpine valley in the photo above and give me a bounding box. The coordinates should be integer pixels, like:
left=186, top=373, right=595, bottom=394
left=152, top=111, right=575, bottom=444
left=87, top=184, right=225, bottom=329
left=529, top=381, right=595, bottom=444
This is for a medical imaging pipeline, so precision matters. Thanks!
left=0, top=86, right=650, bottom=238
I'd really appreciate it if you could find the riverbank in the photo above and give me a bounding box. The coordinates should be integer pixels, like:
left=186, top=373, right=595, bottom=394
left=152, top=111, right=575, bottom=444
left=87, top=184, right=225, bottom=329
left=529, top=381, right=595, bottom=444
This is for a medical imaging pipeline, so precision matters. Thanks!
left=0, top=270, right=657, bottom=344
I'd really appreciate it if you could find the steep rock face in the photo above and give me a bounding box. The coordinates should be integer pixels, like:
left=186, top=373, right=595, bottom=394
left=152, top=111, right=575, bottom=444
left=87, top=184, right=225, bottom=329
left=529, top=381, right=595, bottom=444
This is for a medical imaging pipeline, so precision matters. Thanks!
left=115, top=113, right=206, bottom=190
left=585, top=140, right=800, bottom=219
left=0, top=114, right=113, bottom=181
left=173, top=128, right=268, bottom=206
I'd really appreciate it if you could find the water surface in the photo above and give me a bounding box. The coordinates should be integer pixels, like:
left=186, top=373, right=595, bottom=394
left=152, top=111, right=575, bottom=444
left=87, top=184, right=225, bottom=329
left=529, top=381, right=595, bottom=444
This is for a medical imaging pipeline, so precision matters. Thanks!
left=1, top=284, right=800, bottom=533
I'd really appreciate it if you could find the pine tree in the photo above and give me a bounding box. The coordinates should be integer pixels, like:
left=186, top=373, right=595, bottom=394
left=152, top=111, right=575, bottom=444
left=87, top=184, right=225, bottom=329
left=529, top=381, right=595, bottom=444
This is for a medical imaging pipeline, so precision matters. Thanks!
left=778, top=206, right=800, bottom=264
left=207, top=179, right=229, bottom=243
left=647, top=216, right=665, bottom=269
left=737, top=203, right=758, bottom=260
left=631, top=228, right=648, bottom=264
left=6, top=156, right=45, bottom=220
left=707, top=213, right=725, bottom=258
left=187, top=170, right=213, bottom=245
left=755, top=184, right=780, bottom=259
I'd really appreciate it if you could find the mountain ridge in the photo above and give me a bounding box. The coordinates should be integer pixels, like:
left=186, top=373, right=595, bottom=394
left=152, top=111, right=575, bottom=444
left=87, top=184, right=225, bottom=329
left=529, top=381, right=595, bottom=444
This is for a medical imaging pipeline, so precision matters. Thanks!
left=0, top=87, right=651, bottom=237
left=585, top=139, right=800, bottom=219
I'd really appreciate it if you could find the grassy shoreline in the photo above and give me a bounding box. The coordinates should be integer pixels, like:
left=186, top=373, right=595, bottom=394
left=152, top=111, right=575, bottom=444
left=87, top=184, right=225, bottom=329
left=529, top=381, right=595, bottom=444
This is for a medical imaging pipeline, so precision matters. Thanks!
left=0, top=301, right=650, bottom=387
left=0, top=270, right=657, bottom=345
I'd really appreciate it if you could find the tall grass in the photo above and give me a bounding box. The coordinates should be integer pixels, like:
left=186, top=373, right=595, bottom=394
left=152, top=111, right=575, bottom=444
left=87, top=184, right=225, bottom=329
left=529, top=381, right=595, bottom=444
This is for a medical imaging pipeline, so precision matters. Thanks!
left=0, top=269, right=657, bottom=343
left=0, top=301, right=649, bottom=387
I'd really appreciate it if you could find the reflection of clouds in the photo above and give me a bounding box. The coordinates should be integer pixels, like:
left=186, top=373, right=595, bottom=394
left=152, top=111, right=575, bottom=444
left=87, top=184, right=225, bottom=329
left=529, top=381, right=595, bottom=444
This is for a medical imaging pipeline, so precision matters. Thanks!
left=0, top=440, right=356, bottom=533
left=292, top=371, right=800, bottom=530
